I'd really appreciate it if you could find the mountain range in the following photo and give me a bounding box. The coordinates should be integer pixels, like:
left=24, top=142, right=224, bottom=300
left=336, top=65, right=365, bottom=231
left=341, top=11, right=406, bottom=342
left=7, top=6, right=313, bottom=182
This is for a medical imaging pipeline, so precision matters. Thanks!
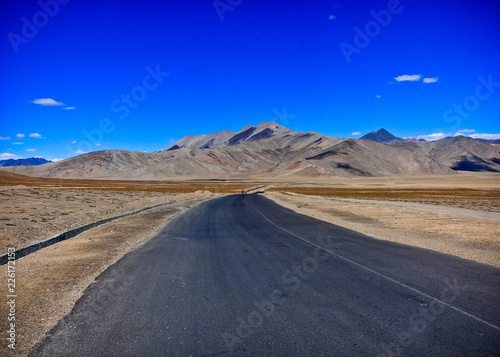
left=2, top=122, right=499, bottom=179
left=0, top=157, right=52, bottom=167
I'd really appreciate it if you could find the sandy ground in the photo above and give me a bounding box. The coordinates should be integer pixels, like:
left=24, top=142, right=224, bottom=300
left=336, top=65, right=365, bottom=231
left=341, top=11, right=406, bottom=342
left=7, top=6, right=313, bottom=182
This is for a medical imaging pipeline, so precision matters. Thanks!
left=0, top=190, right=214, bottom=356
left=266, top=192, right=500, bottom=268
left=0, top=186, right=214, bottom=252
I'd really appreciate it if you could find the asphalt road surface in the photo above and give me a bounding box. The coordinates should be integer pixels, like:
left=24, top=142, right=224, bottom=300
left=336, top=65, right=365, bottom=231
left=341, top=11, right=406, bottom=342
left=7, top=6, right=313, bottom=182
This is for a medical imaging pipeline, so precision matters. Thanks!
left=31, top=194, right=500, bottom=356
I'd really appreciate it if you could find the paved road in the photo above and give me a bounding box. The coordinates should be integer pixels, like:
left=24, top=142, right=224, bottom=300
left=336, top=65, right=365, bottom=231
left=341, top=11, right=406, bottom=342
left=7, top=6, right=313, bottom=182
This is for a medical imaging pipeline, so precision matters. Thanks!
left=31, top=194, right=500, bottom=356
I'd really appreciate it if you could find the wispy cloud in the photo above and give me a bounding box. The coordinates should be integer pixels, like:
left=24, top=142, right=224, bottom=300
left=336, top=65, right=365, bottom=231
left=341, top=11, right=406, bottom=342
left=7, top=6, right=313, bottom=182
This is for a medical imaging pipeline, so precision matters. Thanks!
left=0, top=136, right=10, bottom=140
left=63, top=106, right=76, bottom=110
left=375, top=95, right=381, bottom=98
left=71, top=140, right=77, bottom=144
left=31, top=98, right=64, bottom=106
left=468, top=133, right=500, bottom=140
left=26, top=148, right=36, bottom=152
left=17, top=133, right=25, bottom=138
left=423, top=77, right=438, bottom=83
left=0, top=153, right=23, bottom=160
left=50, top=158, right=63, bottom=162
left=12, top=142, right=24, bottom=145
left=351, top=132, right=361, bottom=136
left=74, top=150, right=87, bottom=154
left=395, top=74, right=422, bottom=82
left=410, top=133, right=450, bottom=141
left=410, top=131, right=500, bottom=141
left=96, top=143, right=102, bottom=146
left=29, top=133, right=43, bottom=138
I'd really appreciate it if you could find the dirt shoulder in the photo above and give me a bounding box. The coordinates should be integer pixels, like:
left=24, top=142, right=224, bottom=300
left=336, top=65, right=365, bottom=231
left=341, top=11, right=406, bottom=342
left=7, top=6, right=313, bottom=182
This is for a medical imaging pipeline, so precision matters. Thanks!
left=266, top=192, right=500, bottom=268
left=0, top=195, right=214, bottom=356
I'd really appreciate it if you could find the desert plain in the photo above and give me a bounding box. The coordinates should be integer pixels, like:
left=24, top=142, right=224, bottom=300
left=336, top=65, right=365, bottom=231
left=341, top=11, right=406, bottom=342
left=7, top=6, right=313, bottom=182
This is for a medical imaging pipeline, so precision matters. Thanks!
left=0, top=171, right=499, bottom=356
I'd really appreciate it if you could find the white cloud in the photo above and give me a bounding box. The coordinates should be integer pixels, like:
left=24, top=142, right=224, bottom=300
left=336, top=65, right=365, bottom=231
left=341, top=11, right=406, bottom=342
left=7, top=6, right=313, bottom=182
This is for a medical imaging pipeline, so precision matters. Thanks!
left=74, top=150, right=87, bottom=154
left=29, top=133, right=42, bottom=138
left=0, top=153, right=23, bottom=160
left=71, top=140, right=77, bottom=144
left=469, top=133, right=500, bottom=140
left=26, top=148, right=36, bottom=152
left=0, top=136, right=10, bottom=140
left=17, top=133, right=25, bottom=138
left=395, top=74, right=422, bottom=82
left=12, top=142, right=24, bottom=145
left=96, top=143, right=102, bottom=146
left=49, top=158, right=63, bottom=162
left=31, top=98, right=63, bottom=106
left=375, top=95, right=381, bottom=98
left=351, top=132, right=361, bottom=136
left=410, top=133, right=450, bottom=141
left=63, top=106, right=76, bottom=110
left=456, top=129, right=475, bottom=133
left=423, top=77, right=438, bottom=83
left=393, top=75, right=439, bottom=84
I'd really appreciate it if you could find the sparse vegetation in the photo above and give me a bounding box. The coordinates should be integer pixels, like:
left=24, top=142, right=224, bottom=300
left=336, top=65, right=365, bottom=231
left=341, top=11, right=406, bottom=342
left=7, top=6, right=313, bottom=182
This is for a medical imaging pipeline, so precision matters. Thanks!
left=0, top=170, right=252, bottom=193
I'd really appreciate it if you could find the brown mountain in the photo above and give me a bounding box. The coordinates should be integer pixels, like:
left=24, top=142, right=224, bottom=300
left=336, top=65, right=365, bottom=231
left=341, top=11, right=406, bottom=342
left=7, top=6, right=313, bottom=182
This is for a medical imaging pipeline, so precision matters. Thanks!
left=2, top=123, right=499, bottom=179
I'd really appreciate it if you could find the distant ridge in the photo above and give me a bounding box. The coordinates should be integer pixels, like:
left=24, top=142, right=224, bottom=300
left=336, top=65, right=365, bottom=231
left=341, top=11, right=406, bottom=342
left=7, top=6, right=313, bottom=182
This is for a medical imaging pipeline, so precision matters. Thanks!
left=360, top=128, right=403, bottom=143
left=0, top=157, right=52, bottom=167
left=2, top=123, right=500, bottom=179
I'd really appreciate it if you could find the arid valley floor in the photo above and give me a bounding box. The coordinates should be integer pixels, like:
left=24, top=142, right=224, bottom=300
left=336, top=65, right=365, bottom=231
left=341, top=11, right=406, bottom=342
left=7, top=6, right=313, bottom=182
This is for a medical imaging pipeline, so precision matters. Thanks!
left=1, top=171, right=499, bottom=355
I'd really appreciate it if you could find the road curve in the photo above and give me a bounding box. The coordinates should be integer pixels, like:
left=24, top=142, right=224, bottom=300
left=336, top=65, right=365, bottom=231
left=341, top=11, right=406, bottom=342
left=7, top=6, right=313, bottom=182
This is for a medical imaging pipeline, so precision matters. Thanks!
left=31, top=194, right=500, bottom=356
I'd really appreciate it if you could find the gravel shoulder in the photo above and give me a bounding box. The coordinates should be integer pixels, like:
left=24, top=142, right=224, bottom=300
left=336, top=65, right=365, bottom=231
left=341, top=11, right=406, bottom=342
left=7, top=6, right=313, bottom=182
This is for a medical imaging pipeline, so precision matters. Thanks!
left=266, top=192, right=500, bottom=268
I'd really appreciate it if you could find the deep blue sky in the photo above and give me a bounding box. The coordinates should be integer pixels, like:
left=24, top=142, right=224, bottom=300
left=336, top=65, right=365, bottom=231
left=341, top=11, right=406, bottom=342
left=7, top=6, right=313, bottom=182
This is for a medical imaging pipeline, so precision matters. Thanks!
left=1, top=0, right=499, bottom=160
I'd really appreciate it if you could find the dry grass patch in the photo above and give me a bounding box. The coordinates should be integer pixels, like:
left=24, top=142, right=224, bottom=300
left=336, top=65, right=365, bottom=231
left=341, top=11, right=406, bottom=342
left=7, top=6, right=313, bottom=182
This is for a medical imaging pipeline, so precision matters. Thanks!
left=0, top=170, right=259, bottom=194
